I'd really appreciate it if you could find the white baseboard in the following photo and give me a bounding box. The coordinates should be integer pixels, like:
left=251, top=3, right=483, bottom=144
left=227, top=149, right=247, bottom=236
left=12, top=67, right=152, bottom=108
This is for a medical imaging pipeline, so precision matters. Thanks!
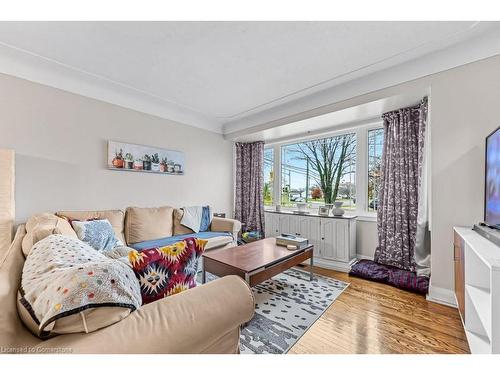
left=313, top=258, right=357, bottom=273
left=427, top=284, right=457, bottom=308
left=356, top=254, right=374, bottom=261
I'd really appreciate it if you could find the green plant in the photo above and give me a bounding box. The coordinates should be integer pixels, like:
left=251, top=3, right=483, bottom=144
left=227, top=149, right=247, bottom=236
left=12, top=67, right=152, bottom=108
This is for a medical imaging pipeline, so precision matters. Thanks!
left=160, top=157, right=168, bottom=165
left=115, top=148, right=123, bottom=160
left=125, top=153, right=133, bottom=162
left=143, top=154, right=151, bottom=162
left=151, top=153, right=160, bottom=164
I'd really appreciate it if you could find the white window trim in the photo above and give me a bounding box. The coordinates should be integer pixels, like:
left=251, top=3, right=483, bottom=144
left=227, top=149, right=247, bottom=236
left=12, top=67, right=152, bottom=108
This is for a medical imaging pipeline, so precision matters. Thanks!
left=264, top=121, right=383, bottom=218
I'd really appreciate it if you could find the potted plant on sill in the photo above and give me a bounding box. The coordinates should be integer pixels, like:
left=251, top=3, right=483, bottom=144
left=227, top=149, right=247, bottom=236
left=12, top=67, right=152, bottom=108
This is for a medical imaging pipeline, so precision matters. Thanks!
left=151, top=153, right=160, bottom=172
left=133, top=158, right=143, bottom=170
left=124, top=153, right=134, bottom=169
left=142, top=154, right=152, bottom=171
left=160, top=157, right=168, bottom=172
left=112, top=149, right=124, bottom=168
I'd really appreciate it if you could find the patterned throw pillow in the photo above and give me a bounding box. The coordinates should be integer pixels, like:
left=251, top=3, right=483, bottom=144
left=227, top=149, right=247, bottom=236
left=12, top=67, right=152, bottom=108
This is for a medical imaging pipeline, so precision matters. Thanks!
left=71, top=219, right=123, bottom=251
left=128, top=237, right=207, bottom=304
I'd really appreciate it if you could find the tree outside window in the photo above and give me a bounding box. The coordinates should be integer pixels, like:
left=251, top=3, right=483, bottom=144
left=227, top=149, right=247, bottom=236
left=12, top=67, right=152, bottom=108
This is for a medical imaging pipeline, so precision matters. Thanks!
left=281, top=133, right=356, bottom=209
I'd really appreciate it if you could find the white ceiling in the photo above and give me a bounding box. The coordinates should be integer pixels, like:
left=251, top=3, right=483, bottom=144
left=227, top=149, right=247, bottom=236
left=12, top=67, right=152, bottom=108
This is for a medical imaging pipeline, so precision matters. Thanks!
left=0, top=21, right=499, bottom=134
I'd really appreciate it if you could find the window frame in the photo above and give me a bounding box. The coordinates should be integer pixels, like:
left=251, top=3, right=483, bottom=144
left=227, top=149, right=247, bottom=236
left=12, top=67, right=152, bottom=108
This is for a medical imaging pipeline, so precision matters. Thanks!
left=264, top=122, right=382, bottom=221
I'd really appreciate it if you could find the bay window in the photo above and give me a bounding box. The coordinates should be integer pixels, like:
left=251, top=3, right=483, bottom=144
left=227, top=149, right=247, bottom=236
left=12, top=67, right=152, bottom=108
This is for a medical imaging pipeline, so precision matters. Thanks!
left=264, top=124, right=383, bottom=216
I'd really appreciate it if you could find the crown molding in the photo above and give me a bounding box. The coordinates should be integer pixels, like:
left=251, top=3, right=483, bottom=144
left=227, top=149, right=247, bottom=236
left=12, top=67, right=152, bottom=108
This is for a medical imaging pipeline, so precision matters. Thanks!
left=0, top=43, right=222, bottom=133
left=1, top=24, right=500, bottom=138
left=223, top=26, right=500, bottom=137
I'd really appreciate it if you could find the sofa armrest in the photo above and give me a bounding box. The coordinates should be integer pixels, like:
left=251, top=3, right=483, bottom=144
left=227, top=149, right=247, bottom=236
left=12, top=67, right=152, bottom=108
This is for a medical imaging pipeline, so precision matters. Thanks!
left=210, top=217, right=241, bottom=239
left=34, top=275, right=254, bottom=354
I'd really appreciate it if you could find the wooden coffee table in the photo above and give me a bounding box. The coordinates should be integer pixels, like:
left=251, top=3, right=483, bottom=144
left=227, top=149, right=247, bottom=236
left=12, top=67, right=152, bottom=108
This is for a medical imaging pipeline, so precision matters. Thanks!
left=201, top=237, right=314, bottom=287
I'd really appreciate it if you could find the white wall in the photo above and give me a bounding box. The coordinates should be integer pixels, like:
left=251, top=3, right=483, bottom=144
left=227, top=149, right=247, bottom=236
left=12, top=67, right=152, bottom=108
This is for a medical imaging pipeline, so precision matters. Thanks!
left=356, top=220, right=377, bottom=259
left=0, top=73, right=234, bottom=223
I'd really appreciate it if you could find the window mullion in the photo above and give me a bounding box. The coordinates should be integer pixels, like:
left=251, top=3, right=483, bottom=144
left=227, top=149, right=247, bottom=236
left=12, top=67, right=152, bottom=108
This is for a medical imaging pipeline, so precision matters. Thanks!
left=273, top=144, right=281, bottom=207
left=356, top=127, right=367, bottom=213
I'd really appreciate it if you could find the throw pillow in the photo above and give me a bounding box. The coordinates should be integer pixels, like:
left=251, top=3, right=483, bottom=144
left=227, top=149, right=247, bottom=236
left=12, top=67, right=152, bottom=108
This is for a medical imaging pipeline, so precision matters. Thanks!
left=71, top=219, right=123, bottom=251
left=128, top=237, right=207, bottom=304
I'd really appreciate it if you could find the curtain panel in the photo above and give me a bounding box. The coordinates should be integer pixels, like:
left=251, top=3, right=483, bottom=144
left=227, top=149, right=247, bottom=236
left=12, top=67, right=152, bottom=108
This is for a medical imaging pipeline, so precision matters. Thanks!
left=374, top=98, right=428, bottom=272
left=234, top=141, right=265, bottom=234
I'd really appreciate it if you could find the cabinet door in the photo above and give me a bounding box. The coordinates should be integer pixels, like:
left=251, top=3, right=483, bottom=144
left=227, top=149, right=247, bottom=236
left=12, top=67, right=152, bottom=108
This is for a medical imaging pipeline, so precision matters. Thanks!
left=278, top=214, right=290, bottom=236
left=303, top=217, right=321, bottom=257
left=320, top=218, right=336, bottom=260
left=320, top=218, right=350, bottom=261
left=264, top=213, right=280, bottom=238
left=264, top=212, right=272, bottom=238
left=333, top=220, right=349, bottom=261
left=288, top=215, right=300, bottom=236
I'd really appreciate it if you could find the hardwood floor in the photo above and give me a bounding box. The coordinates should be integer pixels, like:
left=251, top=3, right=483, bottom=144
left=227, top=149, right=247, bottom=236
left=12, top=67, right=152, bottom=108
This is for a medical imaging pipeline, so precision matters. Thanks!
left=289, top=266, right=470, bottom=354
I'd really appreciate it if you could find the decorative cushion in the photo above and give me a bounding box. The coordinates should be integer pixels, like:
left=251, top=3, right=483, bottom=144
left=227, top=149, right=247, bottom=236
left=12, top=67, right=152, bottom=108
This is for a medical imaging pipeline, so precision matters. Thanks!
left=18, top=235, right=141, bottom=337
left=71, top=219, right=123, bottom=251
left=56, top=210, right=126, bottom=245
left=349, top=259, right=429, bottom=295
left=173, top=208, right=194, bottom=235
left=128, top=237, right=207, bottom=304
left=125, top=206, right=174, bottom=244
left=22, top=213, right=78, bottom=257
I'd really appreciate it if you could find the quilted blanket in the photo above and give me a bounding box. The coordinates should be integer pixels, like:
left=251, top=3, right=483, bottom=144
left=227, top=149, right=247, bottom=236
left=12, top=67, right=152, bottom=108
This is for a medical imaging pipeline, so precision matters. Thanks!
left=20, top=235, right=142, bottom=335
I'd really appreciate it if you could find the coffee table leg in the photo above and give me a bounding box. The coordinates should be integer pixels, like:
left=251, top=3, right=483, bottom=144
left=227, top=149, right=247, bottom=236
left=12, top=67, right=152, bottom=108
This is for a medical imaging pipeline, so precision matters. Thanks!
left=244, top=272, right=250, bottom=285
left=310, top=255, right=314, bottom=281
left=202, top=258, right=206, bottom=284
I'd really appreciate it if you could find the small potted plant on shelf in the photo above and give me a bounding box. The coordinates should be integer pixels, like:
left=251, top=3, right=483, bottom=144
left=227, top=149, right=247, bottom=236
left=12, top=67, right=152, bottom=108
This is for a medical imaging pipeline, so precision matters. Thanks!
left=151, top=153, right=160, bottom=172
left=167, top=160, right=175, bottom=173
left=142, top=154, right=152, bottom=171
left=112, top=149, right=124, bottom=168
left=133, top=158, right=143, bottom=170
left=124, top=153, right=134, bottom=169
left=160, top=157, right=168, bottom=172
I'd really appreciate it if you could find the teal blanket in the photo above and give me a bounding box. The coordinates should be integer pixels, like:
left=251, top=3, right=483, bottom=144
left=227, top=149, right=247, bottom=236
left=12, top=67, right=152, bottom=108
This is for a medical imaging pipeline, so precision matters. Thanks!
left=130, top=231, right=232, bottom=250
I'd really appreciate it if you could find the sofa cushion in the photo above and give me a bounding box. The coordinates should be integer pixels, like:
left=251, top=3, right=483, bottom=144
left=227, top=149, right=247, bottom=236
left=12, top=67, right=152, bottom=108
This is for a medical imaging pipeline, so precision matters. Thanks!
left=17, top=291, right=132, bottom=338
left=56, top=210, right=126, bottom=245
left=130, top=231, right=233, bottom=251
left=125, top=206, right=174, bottom=245
left=128, top=237, right=207, bottom=305
left=173, top=208, right=194, bottom=235
left=205, top=235, right=234, bottom=250
left=71, top=219, right=124, bottom=251
left=22, top=213, right=78, bottom=257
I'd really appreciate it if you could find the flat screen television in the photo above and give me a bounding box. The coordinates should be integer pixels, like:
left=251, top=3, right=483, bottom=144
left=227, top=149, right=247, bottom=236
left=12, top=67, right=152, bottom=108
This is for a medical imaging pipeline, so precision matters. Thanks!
left=485, top=127, right=500, bottom=228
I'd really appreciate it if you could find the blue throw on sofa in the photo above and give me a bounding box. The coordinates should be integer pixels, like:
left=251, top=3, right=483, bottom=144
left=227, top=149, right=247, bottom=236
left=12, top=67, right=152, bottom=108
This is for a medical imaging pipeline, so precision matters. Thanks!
left=130, top=231, right=233, bottom=250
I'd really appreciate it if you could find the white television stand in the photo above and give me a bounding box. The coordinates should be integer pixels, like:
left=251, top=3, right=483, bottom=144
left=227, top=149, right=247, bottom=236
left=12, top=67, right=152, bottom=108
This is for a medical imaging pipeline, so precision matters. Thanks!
left=454, top=227, right=500, bottom=353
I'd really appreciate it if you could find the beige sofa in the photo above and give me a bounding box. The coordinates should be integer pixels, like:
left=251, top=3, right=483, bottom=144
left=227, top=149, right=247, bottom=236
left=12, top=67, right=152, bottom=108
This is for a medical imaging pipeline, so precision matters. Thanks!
left=0, top=207, right=254, bottom=354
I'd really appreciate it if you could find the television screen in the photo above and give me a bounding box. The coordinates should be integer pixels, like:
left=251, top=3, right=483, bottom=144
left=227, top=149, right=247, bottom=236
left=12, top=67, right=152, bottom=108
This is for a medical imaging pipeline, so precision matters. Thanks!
left=485, top=127, right=500, bottom=226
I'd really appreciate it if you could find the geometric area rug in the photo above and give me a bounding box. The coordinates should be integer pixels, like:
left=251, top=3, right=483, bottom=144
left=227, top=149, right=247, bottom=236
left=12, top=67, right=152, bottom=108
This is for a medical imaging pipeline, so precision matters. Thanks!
left=200, top=268, right=348, bottom=354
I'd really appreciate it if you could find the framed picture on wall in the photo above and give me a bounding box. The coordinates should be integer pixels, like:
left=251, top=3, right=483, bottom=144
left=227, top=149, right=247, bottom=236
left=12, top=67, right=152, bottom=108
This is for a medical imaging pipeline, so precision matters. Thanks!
left=107, top=140, right=184, bottom=175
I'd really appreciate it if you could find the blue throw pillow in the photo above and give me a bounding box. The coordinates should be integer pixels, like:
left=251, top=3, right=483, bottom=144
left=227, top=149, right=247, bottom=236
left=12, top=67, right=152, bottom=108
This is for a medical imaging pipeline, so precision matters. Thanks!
left=199, top=206, right=212, bottom=232
left=71, top=219, right=123, bottom=251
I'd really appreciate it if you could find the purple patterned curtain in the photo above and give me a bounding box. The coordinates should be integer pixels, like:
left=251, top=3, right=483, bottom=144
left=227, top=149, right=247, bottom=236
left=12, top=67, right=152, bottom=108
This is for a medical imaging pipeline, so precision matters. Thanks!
left=374, top=98, right=428, bottom=272
left=234, top=141, right=265, bottom=234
